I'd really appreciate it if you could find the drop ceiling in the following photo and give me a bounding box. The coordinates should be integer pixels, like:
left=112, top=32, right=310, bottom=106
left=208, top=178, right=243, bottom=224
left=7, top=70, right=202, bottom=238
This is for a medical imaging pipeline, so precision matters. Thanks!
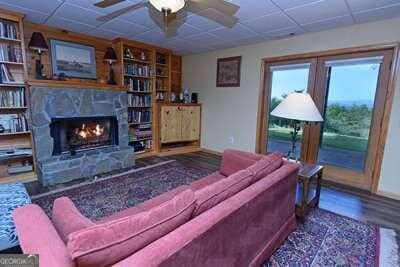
left=0, top=0, right=399, bottom=55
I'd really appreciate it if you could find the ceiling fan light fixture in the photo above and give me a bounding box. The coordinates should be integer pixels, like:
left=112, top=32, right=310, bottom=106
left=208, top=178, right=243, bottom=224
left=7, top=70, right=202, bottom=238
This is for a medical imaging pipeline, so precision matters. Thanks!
left=149, top=0, right=185, bottom=13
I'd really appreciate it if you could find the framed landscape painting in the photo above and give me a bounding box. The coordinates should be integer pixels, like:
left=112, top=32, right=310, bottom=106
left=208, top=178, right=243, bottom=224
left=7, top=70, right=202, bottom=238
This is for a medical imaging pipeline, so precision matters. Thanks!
left=216, top=56, right=241, bottom=87
left=50, top=39, right=97, bottom=79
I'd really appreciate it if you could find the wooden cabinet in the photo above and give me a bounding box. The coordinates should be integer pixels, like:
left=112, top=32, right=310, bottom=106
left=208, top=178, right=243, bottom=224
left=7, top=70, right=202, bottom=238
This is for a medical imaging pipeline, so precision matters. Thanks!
left=160, top=104, right=201, bottom=145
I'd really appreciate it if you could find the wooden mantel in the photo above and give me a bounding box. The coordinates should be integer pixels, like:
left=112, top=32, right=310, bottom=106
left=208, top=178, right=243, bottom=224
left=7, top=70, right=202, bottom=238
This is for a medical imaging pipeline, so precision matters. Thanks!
left=26, top=79, right=128, bottom=91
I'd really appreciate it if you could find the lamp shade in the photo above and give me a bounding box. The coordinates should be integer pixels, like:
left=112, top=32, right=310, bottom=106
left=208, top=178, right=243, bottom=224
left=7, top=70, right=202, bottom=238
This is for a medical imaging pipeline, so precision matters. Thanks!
left=28, top=32, right=48, bottom=52
left=104, top=47, right=118, bottom=62
left=271, top=92, right=324, bottom=122
left=149, top=0, right=185, bottom=13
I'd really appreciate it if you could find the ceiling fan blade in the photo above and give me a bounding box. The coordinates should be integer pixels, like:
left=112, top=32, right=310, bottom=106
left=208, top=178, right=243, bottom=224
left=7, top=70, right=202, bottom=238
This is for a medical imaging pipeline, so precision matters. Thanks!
left=94, top=0, right=126, bottom=8
left=148, top=5, right=186, bottom=36
left=97, top=1, right=147, bottom=21
left=188, top=0, right=239, bottom=15
left=195, top=8, right=238, bottom=27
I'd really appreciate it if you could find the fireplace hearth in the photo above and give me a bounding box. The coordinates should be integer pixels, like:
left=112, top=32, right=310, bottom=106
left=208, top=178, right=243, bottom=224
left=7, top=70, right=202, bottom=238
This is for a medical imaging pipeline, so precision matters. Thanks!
left=50, top=116, right=118, bottom=155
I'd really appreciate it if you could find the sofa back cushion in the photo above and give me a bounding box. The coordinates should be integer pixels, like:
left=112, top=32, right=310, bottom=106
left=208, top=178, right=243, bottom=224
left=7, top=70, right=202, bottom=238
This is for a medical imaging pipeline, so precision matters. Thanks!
left=220, top=149, right=263, bottom=176
left=52, top=197, right=95, bottom=243
left=247, top=152, right=284, bottom=184
left=193, top=169, right=253, bottom=217
left=67, top=189, right=196, bottom=267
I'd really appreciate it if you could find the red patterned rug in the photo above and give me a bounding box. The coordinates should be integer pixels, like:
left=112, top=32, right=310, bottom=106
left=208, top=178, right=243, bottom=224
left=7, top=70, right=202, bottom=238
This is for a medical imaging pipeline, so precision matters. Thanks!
left=32, top=160, right=399, bottom=266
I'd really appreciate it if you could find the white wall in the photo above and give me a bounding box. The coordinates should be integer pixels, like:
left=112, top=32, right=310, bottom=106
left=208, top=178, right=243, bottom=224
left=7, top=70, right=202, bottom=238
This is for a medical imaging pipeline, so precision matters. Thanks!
left=182, top=17, right=400, bottom=199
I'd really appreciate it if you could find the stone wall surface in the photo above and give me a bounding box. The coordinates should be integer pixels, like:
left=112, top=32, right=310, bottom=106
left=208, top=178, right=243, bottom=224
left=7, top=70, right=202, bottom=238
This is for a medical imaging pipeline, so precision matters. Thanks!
left=30, top=86, right=135, bottom=185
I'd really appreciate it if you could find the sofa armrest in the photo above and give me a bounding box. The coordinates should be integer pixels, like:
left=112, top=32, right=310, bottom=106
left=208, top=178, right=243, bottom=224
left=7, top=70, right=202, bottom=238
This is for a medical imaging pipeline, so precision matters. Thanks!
left=114, top=163, right=299, bottom=267
left=12, top=204, right=75, bottom=267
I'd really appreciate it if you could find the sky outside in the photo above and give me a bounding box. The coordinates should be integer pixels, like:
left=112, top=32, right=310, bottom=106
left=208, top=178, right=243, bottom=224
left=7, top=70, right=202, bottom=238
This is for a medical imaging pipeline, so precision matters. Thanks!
left=271, top=63, right=380, bottom=106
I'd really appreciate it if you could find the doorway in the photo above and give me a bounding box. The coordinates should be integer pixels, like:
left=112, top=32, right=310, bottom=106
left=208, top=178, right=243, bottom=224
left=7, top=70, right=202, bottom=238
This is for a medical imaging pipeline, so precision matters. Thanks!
left=257, top=45, right=397, bottom=191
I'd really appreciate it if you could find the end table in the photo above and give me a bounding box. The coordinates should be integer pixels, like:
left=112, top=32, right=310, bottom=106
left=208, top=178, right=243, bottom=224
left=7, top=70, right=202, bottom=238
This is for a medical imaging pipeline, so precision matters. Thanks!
left=295, top=162, right=323, bottom=222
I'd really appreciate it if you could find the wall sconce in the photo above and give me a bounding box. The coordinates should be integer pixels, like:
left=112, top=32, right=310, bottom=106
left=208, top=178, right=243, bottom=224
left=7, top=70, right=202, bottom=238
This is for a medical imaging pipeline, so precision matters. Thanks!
left=104, top=47, right=118, bottom=85
left=28, top=32, right=48, bottom=79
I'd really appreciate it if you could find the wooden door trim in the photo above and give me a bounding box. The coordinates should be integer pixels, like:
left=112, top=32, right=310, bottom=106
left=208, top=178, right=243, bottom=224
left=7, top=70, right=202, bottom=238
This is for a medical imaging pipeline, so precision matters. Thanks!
left=257, top=43, right=399, bottom=192
left=256, top=58, right=316, bottom=156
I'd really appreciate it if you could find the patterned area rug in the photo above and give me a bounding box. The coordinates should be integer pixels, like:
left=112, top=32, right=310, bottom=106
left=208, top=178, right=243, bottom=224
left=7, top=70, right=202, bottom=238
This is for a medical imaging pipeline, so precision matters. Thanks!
left=32, top=160, right=210, bottom=220
left=32, top=160, right=397, bottom=266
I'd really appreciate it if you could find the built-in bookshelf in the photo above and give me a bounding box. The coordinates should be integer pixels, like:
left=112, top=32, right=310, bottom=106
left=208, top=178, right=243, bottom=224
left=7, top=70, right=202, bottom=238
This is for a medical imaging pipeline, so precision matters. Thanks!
left=0, top=9, right=35, bottom=183
left=155, top=52, right=170, bottom=102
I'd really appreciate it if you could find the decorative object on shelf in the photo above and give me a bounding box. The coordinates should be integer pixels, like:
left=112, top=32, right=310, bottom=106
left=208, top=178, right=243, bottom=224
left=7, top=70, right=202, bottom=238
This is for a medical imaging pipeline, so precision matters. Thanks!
left=123, top=47, right=134, bottom=59
left=271, top=92, right=323, bottom=161
left=0, top=124, right=4, bottom=133
left=170, top=92, right=176, bottom=102
left=140, top=51, right=146, bottom=61
left=183, top=89, right=190, bottom=104
left=28, top=32, right=48, bottom=79
left=50, top=39, right=97, bottom=79
left=217, top=56, right=241, bottom=87
left=191, top=93, right=198, bottom=104
left=104, top=47, right=118, bottom=85
left=57, top=72, right=67, bottom=81
left=179, top=92, right=183, bottom=103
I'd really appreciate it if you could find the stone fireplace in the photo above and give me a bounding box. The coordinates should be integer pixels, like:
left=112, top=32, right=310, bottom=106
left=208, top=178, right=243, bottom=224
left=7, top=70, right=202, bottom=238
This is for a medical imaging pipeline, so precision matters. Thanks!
left=30, top=86, right=135, bottom=186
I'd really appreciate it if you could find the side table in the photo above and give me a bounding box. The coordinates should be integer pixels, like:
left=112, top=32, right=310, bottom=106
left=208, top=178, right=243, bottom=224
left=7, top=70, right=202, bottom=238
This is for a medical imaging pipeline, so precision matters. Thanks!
left=0, top=183, right=31, bottom=251
left=295, top=162, right=323, bottom=222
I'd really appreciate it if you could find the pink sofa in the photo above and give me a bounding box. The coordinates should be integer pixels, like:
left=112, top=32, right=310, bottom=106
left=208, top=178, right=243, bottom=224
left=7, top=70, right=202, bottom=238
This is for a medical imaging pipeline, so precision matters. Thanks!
left=13, top=149, right=299, bottom=267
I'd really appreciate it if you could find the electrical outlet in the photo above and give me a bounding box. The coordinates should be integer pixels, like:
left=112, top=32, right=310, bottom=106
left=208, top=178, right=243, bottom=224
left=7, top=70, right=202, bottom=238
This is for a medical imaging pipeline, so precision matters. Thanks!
left=228, top=136, right=235, bottom=144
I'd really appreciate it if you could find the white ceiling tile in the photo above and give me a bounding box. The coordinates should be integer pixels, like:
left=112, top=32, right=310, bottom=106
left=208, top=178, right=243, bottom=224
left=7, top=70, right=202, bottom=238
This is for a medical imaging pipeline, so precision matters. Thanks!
left=0, top=0, right=63, bottom=14
left=227, top=0, right=279, bottom=21
left=88, top=28, right=121, bottom=40
left=65, top=0, right=143, bottom=14
left=285, top=0, right=351, bottom=25
left=171, top=23, right=202, bottom=38
left=242, top=11, right=296, bottom=33
left=302, top=15, right=354, bottom=32
left=182, top=33, right=225, bottom=46
left=210, top=24, right=258, bottom=41
left=264, top=25, right=305, bottom=38
left=353, top=3, right=400, bottom=23
left=133, top=29, right=176, bottom=44
left=228, top=35, right=269, bottom=46
left=52, top=3, right=104, bottom=27
left=0, top=2, right=48, bottom=24
left=346, top=0, right=400, bottom=12
left=46, top=16, right=95, bottom=34
left=100, top=18, right=149, bottom=37
left=118, top=7, right=159, bottom=28
left=271, top=0, right=321, bottom=10
left=184, top=11, right=222, bottom=31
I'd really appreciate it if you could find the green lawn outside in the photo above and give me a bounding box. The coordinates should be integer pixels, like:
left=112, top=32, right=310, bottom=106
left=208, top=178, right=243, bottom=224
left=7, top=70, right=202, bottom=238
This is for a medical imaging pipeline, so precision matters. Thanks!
left=268, top=126, right=368, bottom=152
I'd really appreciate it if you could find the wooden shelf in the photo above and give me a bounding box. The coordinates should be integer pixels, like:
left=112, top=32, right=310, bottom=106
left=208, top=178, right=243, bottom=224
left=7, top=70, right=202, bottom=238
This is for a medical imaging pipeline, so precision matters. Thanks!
left=124, top=58, right=152, bottom=64
left=0, top=83, right=25, bottom=87
left=0, top=131, right=30, bottom=137
left=127, top=90, right=153, bottom=94
left=156, top=63, right=168, bottom=66
left=26, top=79, right=128, bottom=91
left=0, top=61, right=23, bottom=65
left=0, top=37, right=21, bottom=43
left=156, top=75, right=168, bottom=78
left=0, top=171, right=37, bottom=185
left=0, top=106, right=27, bottom=110
left=129, top=121, right=152, bottom=125
left=128, top=106, right=152, bottom=109
left=124, top=74, right=153, bottom=79
left=132, top=137, right=153, bottom=142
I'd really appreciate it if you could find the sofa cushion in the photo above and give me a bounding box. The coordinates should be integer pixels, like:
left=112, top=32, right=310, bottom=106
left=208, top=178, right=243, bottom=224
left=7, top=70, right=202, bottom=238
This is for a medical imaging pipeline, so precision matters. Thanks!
left=193, top=169, right=253, bottom=217
left=220, top=149, right=263, bottom=176
left=67, top=189, right=196, bottom=267
left=247, top=152, right=284, bottom=184
left=52, top=197, right=95, bottom=243
left=190, top=171, right=226, bottom=191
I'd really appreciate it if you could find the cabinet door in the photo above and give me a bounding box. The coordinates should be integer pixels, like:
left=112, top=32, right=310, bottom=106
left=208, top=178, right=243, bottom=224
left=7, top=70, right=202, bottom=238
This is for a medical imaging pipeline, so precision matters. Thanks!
left=160, top=106, right=182, bottom=143
left=181, top=106, right=201, bottom=141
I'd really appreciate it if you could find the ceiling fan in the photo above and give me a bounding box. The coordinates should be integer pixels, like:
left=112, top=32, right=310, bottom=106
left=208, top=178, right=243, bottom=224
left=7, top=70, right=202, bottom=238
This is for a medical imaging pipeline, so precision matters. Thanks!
left=94, top=0, right=240, bottom=36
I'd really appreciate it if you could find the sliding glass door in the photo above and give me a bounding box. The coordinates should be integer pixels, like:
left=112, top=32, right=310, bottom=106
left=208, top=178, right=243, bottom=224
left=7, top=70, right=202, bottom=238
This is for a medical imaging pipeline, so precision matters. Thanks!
left=261, top=48, right=394, bottom=190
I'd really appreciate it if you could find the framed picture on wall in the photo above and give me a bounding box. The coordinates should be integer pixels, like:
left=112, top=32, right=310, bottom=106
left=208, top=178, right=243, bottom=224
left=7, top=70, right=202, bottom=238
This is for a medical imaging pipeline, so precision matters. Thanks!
left=50, top=39, right=97, bottom=79
left=216, top=56, right=241, bottom=87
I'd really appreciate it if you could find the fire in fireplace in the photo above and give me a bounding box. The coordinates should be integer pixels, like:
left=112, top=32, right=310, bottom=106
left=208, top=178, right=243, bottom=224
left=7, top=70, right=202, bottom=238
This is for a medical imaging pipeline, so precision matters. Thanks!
left=50, top=116, right=118, bottom=155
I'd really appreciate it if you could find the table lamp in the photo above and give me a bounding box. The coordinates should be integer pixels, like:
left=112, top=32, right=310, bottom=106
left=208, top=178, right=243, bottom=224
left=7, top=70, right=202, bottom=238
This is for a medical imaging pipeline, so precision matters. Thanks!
left=270, top=92, right=323, bottom=161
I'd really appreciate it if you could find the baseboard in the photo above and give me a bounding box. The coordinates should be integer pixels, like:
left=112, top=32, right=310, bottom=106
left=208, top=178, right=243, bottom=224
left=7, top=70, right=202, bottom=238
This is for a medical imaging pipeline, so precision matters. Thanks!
left=158, top=146, right=202, bottom=156
left=200, top=148, right=222, bottom=156
left=376, top=190, right=400, bottom=201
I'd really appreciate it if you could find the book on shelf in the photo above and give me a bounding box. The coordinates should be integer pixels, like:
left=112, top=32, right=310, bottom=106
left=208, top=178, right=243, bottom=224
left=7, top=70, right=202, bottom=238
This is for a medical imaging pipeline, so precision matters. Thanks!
left=0, top=20, right=18, bottom=40
left=0, top=113, right=29, bottom=133
left=124, top=63, right=152, bottom=77
left=0, top=63, right=15, bottom=83
left=128, top=110, right=151, bottom=124
left=128, top=94, right=151, bottom=107
left=0, top=87, right=25, bottom=107
left=125, top=77, right=151, bottom=92
left=0, top=43, right=22, bottom=63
